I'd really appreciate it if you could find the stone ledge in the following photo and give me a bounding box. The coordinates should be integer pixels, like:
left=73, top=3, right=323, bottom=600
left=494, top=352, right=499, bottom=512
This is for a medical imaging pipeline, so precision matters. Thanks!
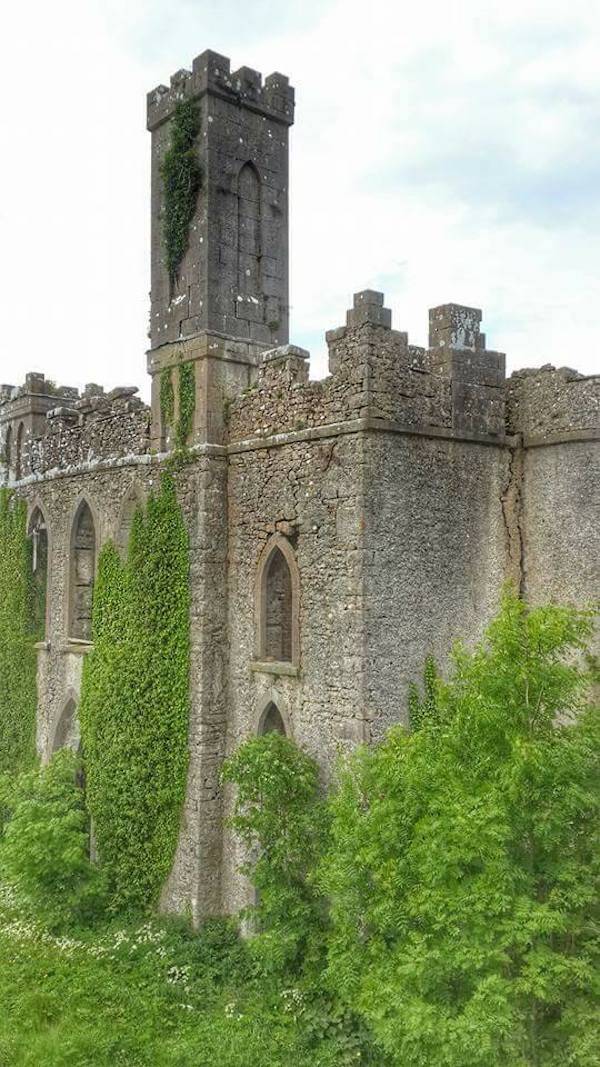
left=250, top=660, right=299, bottom=678
left=523, top=428, right=600, bottom=449
left=61, top=640, right=93, bottom=656
left=228, top=416, right=515, bottom=455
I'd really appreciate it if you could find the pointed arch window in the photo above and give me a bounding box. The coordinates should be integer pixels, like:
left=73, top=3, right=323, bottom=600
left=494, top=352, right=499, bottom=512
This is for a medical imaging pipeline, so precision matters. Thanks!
left=116, top=484, right=143, bottom=560
left=28, top=506, right=49, bottom=640
left=237, top=162, right=261, bottom=297
left=69, top=500, right=96, bottom=642
left=255, top=535, right=300, bottom=671
left=258, top=701, right=287, bottom=736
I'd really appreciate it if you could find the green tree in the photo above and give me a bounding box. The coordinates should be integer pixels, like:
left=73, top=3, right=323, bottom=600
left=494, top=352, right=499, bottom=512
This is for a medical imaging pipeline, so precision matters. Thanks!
left=321, top=593, right=600, bottom=1067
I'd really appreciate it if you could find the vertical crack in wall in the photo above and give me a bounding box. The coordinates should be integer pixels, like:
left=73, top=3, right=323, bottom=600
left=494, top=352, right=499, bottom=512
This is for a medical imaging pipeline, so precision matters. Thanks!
left=501, top=437, right=525, bottom=596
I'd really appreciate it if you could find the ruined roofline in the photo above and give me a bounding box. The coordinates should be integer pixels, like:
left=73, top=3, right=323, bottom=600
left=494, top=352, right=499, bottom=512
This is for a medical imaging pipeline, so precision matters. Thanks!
left=228, top=290, right=599, bottom=445
left=147, top=49, right=295, bottom=131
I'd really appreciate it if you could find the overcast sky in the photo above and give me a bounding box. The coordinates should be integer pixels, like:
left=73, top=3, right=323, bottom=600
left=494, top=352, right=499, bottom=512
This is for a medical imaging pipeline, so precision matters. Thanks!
left=1, top=0, right=599, bottom=398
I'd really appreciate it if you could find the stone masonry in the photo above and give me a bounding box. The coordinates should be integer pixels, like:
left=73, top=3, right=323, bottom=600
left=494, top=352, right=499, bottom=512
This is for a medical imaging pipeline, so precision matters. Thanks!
left=1, top=49, right=598, bottom=920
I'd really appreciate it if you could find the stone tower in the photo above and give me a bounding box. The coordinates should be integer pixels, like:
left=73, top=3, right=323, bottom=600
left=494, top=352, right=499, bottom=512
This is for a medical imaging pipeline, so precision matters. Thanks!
left=146, top=50, right=295, bottom=447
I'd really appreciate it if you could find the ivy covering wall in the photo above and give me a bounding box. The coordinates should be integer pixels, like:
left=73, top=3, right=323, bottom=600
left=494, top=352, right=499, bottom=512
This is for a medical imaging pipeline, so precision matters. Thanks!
left=160, top=98, right=202, bottom=283
left=159, top=367, right=174, bottom=435
left=0, top=490, right=38, bottom=775
left=159, top=362, right=196, bottom=450
left=79, top=474, right=191, bottom=912
left=176, top=361, right=195, bottom=447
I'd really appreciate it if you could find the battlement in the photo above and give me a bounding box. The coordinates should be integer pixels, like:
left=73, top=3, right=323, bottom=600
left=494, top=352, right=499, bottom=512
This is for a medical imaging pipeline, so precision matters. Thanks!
left=147, top=49, right=294, bottom=131
left=1, top=377, right=150, bottom=484
left=0, top=373, right=78, bottom=410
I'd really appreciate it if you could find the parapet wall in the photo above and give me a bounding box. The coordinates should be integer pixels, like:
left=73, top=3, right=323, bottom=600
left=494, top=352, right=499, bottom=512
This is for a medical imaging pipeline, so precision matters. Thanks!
left=507, top=366, right=600, bottom=441
left=227, top=292, right=508, bottom=444
left=1, top=379, right=151, bottom=483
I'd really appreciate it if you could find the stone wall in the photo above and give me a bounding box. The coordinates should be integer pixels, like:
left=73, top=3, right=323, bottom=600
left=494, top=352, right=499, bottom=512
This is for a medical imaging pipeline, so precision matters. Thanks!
left=222, top=430, right=369, bottom=913
left=362, top=433, right=509, bottom=742
left=507, top=366, right=600, bottom=440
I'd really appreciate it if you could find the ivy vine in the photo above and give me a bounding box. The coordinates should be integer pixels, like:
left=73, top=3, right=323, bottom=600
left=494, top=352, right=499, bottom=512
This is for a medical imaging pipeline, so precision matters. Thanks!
left=0, top=490, right=38, bottom=775
left=159, top=367, right=174, bottom=435
left=160, top=99, right=202, bottom=283
left=79, top=474, right=191, bottom=912
left=176, top=361, right=196, bottom=448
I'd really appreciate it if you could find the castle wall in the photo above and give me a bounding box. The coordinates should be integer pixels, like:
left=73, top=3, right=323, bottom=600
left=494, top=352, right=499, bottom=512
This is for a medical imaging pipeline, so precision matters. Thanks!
left=19, top=465, right=155, bottom=758
left=521, top=442, right=599, bottom=645
left=221, top=430, right=369, bottom=913
left=362, top=432, right=509, bottom=741
left=506, top=368, right=600, bottom=657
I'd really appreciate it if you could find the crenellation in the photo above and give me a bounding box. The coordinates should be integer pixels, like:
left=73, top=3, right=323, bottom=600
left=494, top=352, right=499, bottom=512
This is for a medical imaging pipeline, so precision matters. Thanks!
left=147, top=50, right=294, bottom=132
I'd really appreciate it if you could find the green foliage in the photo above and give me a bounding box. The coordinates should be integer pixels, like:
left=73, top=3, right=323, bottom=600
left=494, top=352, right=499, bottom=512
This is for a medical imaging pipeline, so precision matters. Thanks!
left=176, top=361, right=196, bottom=447
left=159, top=366, right=174, bottom=434
left=79, top=473, right=190, bottom=912
left=0, top=490, right=38, bottom=775
left=408, top=653, right=439, bottom=730
left=222, top=733, right=328, bottom=975
left=321, top=593, right=600, bottom=1066
left=160, top=98, right=202, bottom=282
left=0, top=751, right=106, bottom=928
left=0, top=888, right=382, bottom=1066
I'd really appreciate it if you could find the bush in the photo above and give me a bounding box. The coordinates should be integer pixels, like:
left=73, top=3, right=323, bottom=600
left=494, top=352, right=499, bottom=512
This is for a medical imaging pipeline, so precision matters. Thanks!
left=0, top=750, right=106, bottom=928
left=222, top=732, right=329, bottom=976
left=321, top=593, right=600, bottom=1066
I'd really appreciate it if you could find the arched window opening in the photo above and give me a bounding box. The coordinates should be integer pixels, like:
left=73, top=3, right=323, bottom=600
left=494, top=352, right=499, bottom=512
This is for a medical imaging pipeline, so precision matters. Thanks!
left=237, top=162, right=261, bottom=297
left=53, top=698, right=80, bottom=753
left=69, top=500, right=96, bottom=642
left=265, top=547, right=293, bottom=662
left=117, top=487, right=142, bottom=559
left=29, top=507, right=49, bottom=640
left=15, top=423, right=24, bottom=480
left=259, top=702, right=287, bottom=736
left=256, top=536, right=300, bottom=669
left=4, top=425, right=12, bottom=473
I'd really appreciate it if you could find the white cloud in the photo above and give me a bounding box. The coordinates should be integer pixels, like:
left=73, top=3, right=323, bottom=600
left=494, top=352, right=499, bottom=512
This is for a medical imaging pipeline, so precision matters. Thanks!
left=0, top=0, right=598, bottom=397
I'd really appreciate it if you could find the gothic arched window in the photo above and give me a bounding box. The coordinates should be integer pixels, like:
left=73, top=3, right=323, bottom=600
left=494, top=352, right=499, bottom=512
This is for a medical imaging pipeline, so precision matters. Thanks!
left=265, top=547, right=292, bottom=661
left=28, top=506, right=49, bottom=640
left=258, top=701, right=287, bottom=736
left=255, top=535, right=299, bottom=668
left=69, top=499, right=96, bottom=642
left=238, top=162, right=261, bottom=297
left=116, top=484, right=143, bottom=560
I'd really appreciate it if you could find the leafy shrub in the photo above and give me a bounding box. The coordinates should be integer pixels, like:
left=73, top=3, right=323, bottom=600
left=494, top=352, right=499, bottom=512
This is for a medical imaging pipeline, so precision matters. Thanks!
left=222, top=732, right=329, bottom=975
left=321, top=593, right=600, bottom=1067
left=0, top=750, right=106, bottom=928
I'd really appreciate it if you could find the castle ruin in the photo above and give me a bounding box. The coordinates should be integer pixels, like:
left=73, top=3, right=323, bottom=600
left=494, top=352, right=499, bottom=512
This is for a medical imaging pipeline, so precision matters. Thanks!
left=1, top=50, right=598, bottom=919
